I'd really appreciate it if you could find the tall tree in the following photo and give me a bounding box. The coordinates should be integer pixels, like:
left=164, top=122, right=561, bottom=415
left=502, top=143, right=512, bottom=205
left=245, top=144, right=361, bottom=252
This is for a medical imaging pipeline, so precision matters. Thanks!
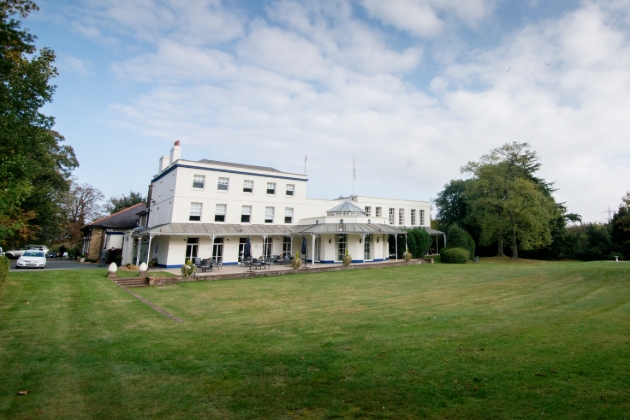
left=105, top=191, right=146, bottom=215
left=61, top=181, right=105, bottom=245
left=0, top=1, right=77, bottom=247
left=611, top=192, right=630, bottom=259
left=434, top=179, right=469, bottom=228
left=462, top=143, right=558, bottom=259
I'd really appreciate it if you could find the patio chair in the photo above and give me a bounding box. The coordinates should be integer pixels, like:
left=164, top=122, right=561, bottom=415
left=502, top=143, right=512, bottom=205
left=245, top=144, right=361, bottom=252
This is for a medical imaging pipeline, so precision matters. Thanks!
left=264, top=257, right=275, bottom=269
left=199, top=259, right=212, bottom=272
left=213, top=257, right=223, bottom=270
left=251, top=258, right=262, bottom=270
left=194, top=258, right=203, bottom=273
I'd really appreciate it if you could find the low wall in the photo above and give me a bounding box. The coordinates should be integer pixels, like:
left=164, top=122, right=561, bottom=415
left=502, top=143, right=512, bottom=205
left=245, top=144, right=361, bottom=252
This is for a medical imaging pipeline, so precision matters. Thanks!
left=143, top=258, right=433, bottom=287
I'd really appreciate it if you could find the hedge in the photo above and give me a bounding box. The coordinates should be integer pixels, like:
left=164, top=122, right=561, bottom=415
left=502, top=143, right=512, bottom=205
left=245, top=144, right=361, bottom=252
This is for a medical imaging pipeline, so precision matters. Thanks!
left=445, top=225, right=475, bottom=259
left=440, top=247, right=469, bottom=264
left=0, top=256, right=9, bottom=287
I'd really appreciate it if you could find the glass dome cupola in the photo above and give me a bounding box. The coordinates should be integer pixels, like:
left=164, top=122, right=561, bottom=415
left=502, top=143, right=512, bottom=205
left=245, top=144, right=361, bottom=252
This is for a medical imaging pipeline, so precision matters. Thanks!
left=326, top=201, right=366, bottom=217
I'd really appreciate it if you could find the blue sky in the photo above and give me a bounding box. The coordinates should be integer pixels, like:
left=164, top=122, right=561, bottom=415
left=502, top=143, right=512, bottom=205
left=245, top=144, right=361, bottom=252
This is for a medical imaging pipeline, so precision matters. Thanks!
left=23, top=0, right=630, bottom=222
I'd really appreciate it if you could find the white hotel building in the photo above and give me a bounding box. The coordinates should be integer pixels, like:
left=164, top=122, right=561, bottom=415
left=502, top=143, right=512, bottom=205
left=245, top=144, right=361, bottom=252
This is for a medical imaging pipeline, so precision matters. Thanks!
left=129, top=141, right=437, bottom=268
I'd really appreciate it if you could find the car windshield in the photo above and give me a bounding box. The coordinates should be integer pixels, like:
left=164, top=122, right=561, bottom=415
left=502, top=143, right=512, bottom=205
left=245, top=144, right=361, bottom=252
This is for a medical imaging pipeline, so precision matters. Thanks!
left=23, top=251, right=44, bottom=257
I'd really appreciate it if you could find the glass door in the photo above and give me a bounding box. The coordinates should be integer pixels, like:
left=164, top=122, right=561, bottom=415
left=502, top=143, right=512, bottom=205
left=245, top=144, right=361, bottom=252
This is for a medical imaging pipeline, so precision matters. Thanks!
left=185, top=238, right=198, bottom=263
left=212, top=238, right=224, bottom=259
left=336, top=234, right=347, bottom=262
left=364, top=234, right=372, bottom=261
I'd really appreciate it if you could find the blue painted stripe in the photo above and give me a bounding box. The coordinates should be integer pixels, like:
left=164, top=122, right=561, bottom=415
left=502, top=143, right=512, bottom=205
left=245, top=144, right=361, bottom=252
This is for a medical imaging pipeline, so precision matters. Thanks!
left=351, top=259, right=364, bottom=263
left=319, top=260, right=336, bottom=264
left=106, top=232, right=125, bottom=235
left=152, top=163, right=308, bottom=183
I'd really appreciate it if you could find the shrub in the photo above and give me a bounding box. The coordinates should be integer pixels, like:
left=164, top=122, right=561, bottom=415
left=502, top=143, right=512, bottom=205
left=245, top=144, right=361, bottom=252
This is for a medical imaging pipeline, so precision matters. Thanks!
left=440, top=247, right=469, bottom=264
left=406, top=227, right=432, bottom=258
left=180, top=259, right=196, bottom=277
left=342, top=249, right=352, bottom=266
left=403, top=247, right=412, bottom=261
left=291, top=251, right=302, bottom=269
left=445, top=225, right=475, bottom=259
left=0, top=256, right=9, bottom=287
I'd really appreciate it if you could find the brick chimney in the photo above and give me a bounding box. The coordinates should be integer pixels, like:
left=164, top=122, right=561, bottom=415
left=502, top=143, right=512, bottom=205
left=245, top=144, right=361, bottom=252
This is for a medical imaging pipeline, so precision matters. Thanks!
left=170, top=140, right=181, bottom=164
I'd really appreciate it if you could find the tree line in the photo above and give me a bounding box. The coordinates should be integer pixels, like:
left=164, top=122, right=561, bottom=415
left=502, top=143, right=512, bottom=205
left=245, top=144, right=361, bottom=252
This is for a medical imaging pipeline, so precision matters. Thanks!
left=0, top=1, right=145, bottom=251
left=434, top=142, right=630, bottom=261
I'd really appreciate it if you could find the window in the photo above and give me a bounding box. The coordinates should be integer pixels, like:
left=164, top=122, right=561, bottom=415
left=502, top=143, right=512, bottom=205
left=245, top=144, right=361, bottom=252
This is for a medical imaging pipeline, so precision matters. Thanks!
left=411, top=209, right=416, bottom=225
left=189, top=202, right=202, bottom=221
left=215, top=204, right=226, bottom=222
left=241, top=205, right=252, bottom=223
left=192, top=175, right=205, bottom=189
left=267, top=182, right=276, bottom=195
left=243, top=180, right=253, bottom=193
left=284, top=208, right=294, bottom=224
left=185, top=238, right=198, bottom=261
left=336, top=234, right=347, bottom=261
left=399, top=209, right=404, bottom=225
left=286, top=184, right=295, bottom=196
left=263, top=237, right=272, bottom=259
left=364, top=234, right=372, bottom=260
left=212, top=238, right=224, bottom=259
left=420, top=209, right=425, bottom=226
left=239, top=238, right=247, bottom=259
left=265, top=207, right=274, bottom=223
left=217, top=177, right=229, bottom=191
left=389, top=208, right=395, bottom=225
left=376, top=207, right=382, bottom=217
left=365, top=206, right=371, bottom=216
left=283, top=236, right=292, bottom=258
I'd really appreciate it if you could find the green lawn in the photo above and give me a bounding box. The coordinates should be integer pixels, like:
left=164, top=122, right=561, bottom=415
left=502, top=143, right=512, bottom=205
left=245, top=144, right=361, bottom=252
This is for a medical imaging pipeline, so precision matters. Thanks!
left=1, top=259, right=629, bottom=419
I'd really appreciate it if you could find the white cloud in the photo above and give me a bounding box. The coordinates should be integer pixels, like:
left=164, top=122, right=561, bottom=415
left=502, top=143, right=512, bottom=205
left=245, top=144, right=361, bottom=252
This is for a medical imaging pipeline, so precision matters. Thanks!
left=63, top=0, right=630, bottom=220
left=361, top=0, right=496, bottom=37
left=56, top=53, right=92, bottom=75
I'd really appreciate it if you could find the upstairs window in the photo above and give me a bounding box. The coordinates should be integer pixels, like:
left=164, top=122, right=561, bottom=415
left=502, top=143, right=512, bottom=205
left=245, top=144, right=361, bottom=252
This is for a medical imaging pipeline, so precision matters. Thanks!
left=267, top=182, right=276, bottom=195
left=389, top=208, right=395, bottom=225
left=284, top=208, right=294, bottom=224
left=193, top=175, right=205, bottom=189
left=265, top=207, right=274, bottom=223
left=411, top=209, right=416, bottom=225
left=189, top=203, right=202, bottom=221
left=376, top=207, right=382, bottom=217
left=241, top=206, right=252, bottom=223
left=215, top=204, right=226, bottom=222
left=217, top=177, right=229, bottom=191
left=365, top=206, right=371, bottom=217
left=420, top=209, right=425, bottom=226
left=243, top=180, right=253, bottom=193
left=286, top=184, right=295, bottom=196
left=399, top=208, right=405, bottom=225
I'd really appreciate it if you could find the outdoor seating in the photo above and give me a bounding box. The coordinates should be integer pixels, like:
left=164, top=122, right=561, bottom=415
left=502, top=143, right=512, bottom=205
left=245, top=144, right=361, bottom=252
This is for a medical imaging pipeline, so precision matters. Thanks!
left=250, top=258, right=262, bottom=269
left=264, top=257, right=275, bottom=269
left=212, top=257, right=223, bottom=270
left=199, top=259, right=212, bottom=272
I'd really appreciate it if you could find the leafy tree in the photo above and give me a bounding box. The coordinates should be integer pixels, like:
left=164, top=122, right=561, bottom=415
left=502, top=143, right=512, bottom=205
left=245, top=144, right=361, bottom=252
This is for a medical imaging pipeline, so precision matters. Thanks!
left=434, top=180, right=469, bottom=229
left=61, top=181, right=105, bottom=245
left=611, top=192, right=630, bottom=259
left=105, top=191, right=145, bottom=215
left=405, top=227, right=432, bottom=258
left=0, top=1, right=77, bottom=247
left=569, top=223, right=612, bottom=261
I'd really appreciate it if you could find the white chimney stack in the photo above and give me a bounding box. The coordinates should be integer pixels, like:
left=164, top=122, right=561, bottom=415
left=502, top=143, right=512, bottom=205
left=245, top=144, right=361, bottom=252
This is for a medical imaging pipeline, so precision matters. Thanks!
left=170, top=140, right=181, bottom=164
left=158, top=155, right=170, bottom=173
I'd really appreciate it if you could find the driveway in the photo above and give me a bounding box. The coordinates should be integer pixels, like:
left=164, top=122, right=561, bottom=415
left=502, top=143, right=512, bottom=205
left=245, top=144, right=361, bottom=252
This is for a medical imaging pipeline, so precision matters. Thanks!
left=9, top=258, right=103, bottom=271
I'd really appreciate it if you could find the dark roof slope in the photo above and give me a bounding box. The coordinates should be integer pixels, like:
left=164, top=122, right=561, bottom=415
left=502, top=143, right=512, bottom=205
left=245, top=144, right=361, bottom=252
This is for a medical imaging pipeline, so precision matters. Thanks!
left=83, top=203, right=146, bottom=230
left=197, top=159, right=281, bottom=173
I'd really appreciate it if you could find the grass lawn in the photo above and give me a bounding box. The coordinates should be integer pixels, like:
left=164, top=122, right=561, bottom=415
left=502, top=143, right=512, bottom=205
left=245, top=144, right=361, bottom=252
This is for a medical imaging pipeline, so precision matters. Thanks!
left=0, top=259, right=629, bottom=419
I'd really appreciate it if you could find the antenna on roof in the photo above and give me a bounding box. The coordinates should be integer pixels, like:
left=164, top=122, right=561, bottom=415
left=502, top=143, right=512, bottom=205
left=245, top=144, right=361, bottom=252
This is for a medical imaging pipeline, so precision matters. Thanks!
left=304, top=148, right=308, bottom=174
left=352, top=156, right=356, bottom=199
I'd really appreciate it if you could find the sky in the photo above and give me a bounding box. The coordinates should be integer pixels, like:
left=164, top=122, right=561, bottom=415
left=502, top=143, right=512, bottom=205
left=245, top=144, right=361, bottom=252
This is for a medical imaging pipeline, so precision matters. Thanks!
left=22, top=0, right=630, bottom=223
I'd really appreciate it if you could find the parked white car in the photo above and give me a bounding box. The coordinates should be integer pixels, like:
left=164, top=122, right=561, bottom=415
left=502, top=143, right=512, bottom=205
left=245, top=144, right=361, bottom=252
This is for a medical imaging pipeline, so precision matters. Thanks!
left=16, top=250, right=47, bottom=269
left=6, top=245, right=49, bottom=259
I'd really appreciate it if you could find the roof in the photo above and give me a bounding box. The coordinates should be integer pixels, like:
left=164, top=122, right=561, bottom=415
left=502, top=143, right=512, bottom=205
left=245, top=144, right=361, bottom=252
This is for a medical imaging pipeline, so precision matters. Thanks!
left=327, top=201, right=366, bottom=214
left=133, top=222, right=406, bottom=237
left=197, top=159, right=281, bottom=173
left=423, top=227, right=445, bottom=235
left=83, top=203, right=147, bottom=230
left=293, top=223, right=405, bottom=235
left=133, top=223, right=296, bottom=237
